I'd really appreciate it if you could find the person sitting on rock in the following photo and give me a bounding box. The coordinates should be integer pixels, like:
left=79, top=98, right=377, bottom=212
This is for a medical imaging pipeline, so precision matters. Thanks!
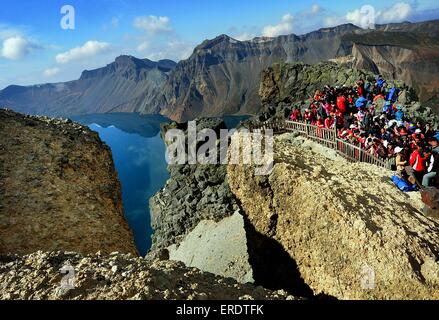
left=395, top=106, right=404, bottom=124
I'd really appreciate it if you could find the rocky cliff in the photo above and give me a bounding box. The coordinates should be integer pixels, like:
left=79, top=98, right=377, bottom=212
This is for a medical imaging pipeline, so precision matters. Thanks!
left=0, top=109, right=137, bottom=255
left=159, top=24, right=359, bottom=122
left=149, top=119, right=314, bottom=297
left=227, top=133, right=439, bottom=299
left=0, top=110, right=304, bottom=301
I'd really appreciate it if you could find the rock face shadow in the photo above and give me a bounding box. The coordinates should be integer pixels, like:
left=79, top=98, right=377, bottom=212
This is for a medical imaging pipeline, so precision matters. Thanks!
left=242, top=216, right=315, bottom=298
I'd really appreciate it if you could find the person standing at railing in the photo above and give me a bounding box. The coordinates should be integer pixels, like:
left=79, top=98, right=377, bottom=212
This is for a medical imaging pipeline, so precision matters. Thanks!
left=303, top=109, right=314, bottom=125
left=335, top=109, right=344, bottom=130
left=289, top=107, right=302, bottom=122
left=324, top=115, right=335, bottom=129
left=318, top=102, right=327, bottom=119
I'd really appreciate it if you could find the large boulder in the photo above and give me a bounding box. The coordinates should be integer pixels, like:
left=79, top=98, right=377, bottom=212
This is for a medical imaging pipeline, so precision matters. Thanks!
left=168, top=212, right=254, bottom=284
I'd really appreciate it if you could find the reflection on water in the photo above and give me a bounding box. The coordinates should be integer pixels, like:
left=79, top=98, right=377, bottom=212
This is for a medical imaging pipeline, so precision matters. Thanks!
left=72, top=113, right=250, bottom=256
left=73, top=113, right=170, bottom=256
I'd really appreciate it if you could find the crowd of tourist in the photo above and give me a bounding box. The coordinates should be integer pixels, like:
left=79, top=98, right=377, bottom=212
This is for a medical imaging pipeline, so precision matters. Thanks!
left=288, top=75, right=439, bottom=189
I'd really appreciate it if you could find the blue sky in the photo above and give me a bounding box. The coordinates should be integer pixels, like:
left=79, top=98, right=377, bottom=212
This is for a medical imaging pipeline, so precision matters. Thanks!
left=0, top=0, right=438, bottom=89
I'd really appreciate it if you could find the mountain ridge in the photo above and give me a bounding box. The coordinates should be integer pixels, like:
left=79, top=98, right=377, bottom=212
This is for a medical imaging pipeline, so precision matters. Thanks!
left=1, top=19, right=438, bottom=121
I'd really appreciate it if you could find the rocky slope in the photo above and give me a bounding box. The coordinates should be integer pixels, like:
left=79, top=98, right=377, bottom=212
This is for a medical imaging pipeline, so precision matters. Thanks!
left=0, top=56, right=176, bottom=117
left=0, top=109, right=137, bottom=255
left=227, top=133, right=439, bottom=299
left=344, top=23, right=439, bottom=110
left=0, top=251, right=295, bottom=300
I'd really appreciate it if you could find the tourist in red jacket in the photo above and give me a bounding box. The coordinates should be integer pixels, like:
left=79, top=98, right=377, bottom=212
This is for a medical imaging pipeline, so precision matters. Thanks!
left=410, top=148, right=429, bottom=183
left=336, top=95, right=347, bottom=114
left=324, top=116, right=335, bottom=129
left=290, top=108, right=302, bottom=121
left=303, top=109, right=313, bottom=124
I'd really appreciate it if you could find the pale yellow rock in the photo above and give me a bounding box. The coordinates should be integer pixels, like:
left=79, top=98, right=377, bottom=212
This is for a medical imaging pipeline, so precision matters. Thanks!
left=228, top=133, right=439, bottom=300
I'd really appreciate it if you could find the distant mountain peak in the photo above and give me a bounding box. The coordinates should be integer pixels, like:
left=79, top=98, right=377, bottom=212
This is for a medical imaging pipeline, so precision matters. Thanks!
left=79, top=55, right=176, bottom=80
left=195, top=34, right=239, bottom=51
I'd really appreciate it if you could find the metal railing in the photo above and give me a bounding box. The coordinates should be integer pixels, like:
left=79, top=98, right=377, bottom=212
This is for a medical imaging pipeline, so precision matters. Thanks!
left=250, top=119, right=394, bottom=170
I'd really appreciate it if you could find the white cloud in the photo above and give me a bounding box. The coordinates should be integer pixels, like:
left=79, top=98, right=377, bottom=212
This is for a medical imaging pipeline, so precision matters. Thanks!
left=0, top=25, right=20, bottom=41
left=262, top=14, right=294, bottom=37
left=56, top=41, right=111, bottom=64
left=43, top=67, right=60, bottom=77
left=1, top=36, right=38, bottom=60
left=379, top=2, right=412, bottom=23
left=346, top=7, right=369, bottom=27
left=134, top=15, right=172, bottom=34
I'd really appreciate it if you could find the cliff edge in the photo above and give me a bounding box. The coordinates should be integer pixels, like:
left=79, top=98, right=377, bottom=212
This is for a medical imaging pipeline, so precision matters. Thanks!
left=0, top=109, right=137, bottom=255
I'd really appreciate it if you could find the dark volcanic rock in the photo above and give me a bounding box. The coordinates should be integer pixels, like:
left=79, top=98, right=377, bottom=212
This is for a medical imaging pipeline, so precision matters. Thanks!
left=149, top=163, right=239, bottom=252
left=149, top=118, right=239, bottom=252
